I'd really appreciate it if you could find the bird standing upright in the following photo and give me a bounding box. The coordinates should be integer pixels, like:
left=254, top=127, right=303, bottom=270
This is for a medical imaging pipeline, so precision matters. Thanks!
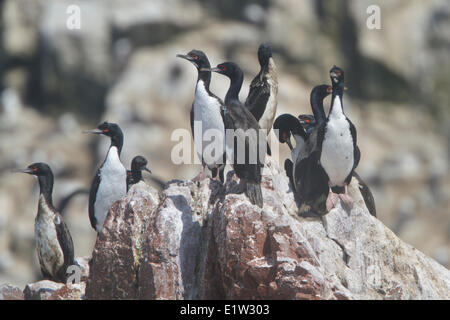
left=177, top=50, right=226, bottom=182
left=14, top=162, right=74, bottom=283
left=207, top=62, right=266, bottom=208
left=84, top=122, right=127, bottom=233
left=319, top=66, right=360, bottom=211
left=245, top=43, right=278, bottom=134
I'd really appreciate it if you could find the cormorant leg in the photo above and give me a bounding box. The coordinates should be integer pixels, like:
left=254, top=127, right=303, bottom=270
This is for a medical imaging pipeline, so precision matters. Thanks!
left=338, top=184, right=354, bottom=209
left=326, top=186, right=339, bottom=212
left=211, top=168, right=221, bottom=182
left=193, top=164, right=207, bottom=181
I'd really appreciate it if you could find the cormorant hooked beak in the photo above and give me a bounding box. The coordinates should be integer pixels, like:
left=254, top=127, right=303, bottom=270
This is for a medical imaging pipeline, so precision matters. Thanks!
left=200, top=67, right=221, bottom=73
left=143, top=167, right=152, bottom=174
left=286, top=139, right=293, bottom=150
left=176, top=54, right=193, bottom=61
left=12, top=168, right=34, bottom=175
left=83, top=129, right=103, bottom=135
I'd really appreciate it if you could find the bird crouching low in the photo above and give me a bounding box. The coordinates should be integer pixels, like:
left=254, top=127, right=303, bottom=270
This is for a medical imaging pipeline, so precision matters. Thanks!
left=127, top=155, right=152, bottom=191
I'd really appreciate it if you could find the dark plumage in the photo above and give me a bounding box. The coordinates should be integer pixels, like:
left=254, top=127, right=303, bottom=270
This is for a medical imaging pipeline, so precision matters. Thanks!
left=273, top=114, right=307, bottom=186
left=209, top=62, right=266, bottom=208
left=290, top=85, right=334, bottom=215
left=14, top=162, right=74, bottom=283
left=126, top=155, right=152, bottom=191
left=245, top=43, right=278, bottom=134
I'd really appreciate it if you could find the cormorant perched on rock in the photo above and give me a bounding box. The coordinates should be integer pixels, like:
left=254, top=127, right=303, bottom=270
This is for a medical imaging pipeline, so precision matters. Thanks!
left=14, top=162, right=74, bottom=282
left=126, top=155, right=152, bottom=191
left=177, top=49, right=226, bottom=182
left=318, top=66, right=360, bottom=211
left=245, top=43, right=278, bottom=134
left=206, top=62, right=266, bottom=208
left=84, top=122, right=127, bottom=233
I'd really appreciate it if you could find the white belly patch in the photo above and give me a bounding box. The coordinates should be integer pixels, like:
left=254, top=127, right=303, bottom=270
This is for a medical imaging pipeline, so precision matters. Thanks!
left=95, top=147, right=127, bottom=232
left=35, top=196, right=64, bottom=277
left=193, top=81, right=225, bottom=167
left=320, top=116, right=354, bottom=186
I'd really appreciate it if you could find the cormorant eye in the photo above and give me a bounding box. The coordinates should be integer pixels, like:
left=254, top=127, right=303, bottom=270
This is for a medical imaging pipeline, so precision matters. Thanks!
left=193, top=55, right=199, bottom=60
left=221, top=66, right=227, bottom=71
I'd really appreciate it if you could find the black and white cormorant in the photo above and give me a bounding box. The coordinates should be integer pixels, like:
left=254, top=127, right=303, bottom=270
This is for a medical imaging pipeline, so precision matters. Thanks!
left=126, top=155, right=152, bottom=191
left=318, top=66, right=360, bottom=212
left=14, top=162, right=74, bottom=282
left=177, top=50, right=226, bottom=182
left=84, top=122, right=127, bottom=233
left=245, top=43, right=278, bottom=134
left=273, top=85, right=330, bottom=200
left=297, top=89, right=376, bottom=217
left=289, top=84, right=334, bottom=215
left=207, top=62, right=266, bottom=208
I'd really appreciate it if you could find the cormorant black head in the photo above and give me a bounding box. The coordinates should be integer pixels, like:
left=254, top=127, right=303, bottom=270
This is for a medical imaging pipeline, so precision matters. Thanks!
left=273, top=114, right=306, bottom=150
left=127, top=156, right=151, bottom=188
left=330, top=65, right=344, bottom=85
left=131, top=156, right=152, bottom=174
left=14, top=162, right=54, bottom=204
left=311, top=84, right=332, bottom=101
left=257, top=43, right=272, bottom=67
left=298, top=114, right=317, bottom=134
left=176, top=50, right=210, bottom=70
left=207, top=62, right=244, bottom=104
left=15, top=162, right=52, bottom=177
left=208, top=62, right=242, bottom=79
left=83, top=122, right=124, bottom=154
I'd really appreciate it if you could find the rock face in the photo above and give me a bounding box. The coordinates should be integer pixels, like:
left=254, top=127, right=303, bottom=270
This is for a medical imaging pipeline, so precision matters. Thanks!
left=23, top=280, right=85, bottom=300
left=0, top=284, right=24, bottom=300
left=85, top=158, right=450, bottom=300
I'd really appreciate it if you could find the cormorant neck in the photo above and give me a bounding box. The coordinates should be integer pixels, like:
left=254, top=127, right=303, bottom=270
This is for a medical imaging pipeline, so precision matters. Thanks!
left=225, top=71, right=244, bottom=105
left=310, top=92, right=327, bottom=126
left=329, top=82, right=345, bottom=118
left=291, top=122, right=307, bottom=141
left=131, top=167, right=142, bottom=184
left=37, top=173, right=54, bottom=208
left=111, top=133, right=123, bottom=155
left=197, top=68, right=211, bottom=91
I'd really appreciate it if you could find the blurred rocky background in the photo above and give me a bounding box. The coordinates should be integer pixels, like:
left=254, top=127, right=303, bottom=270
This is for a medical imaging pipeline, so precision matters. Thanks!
left=0, top=0, right=449, bottom=288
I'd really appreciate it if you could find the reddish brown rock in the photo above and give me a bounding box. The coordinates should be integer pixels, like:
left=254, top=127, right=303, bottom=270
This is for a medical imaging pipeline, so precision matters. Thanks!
left=22, top=280, right=85, bottom=300
left=0, top=284, right=24, bottom=300
left=85, top=181, right=159, bottom=299
left=48, top=283, right=86, bottom=300
left=82, top=158, right=450, bottom=300
left=23, top=280, right=65, bottom=300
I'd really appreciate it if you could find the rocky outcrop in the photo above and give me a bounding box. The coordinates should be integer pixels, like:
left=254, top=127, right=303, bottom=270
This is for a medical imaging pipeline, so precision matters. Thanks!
left=84, top=158, right=450, bottom=300
left=0, top=284, right=24, bottom=300
left=23, top=280, right=85, bottom=300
